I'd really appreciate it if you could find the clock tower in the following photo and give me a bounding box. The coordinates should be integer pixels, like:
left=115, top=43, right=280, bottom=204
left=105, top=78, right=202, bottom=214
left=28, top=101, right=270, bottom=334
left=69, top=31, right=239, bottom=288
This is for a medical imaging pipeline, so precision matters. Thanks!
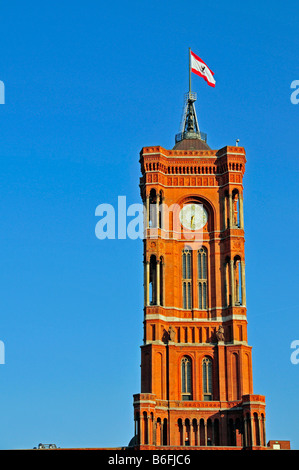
left=131, top=92, right=267, bottom=449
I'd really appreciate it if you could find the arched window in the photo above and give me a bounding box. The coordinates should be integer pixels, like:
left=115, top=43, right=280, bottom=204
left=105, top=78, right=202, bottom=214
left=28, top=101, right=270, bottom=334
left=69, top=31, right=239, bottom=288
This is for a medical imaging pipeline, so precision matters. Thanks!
left=231, top=353, right=240, bottom=400
left=181, top=356, right=192, bottom=400
left=149, top=188, right=162, bottom=228
left=182, top=249, right=192, bottom=309
left=232, top=189, right=240, bottom=228
left=224, top=191, right=229, bottom=229
left=202, top=357, right=213, bottom=401
left=149, top=255, right=157, bottom=305
left=198, top=248, right=208, bottom=309
left=159, top=190, right=163, bottom=229
left=224, top=257, right=231, bottom=307
left=162, top=418, right=168, bottom=445
left=159, top=256, right=164, bottom=306
left=234, top=257, right=242, bottom=306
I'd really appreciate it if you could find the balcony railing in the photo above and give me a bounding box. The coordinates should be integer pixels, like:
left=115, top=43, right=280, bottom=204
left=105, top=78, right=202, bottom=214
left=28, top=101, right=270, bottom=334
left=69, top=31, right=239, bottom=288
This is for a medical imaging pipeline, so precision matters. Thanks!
left=175, top=131, right=207, bottom=144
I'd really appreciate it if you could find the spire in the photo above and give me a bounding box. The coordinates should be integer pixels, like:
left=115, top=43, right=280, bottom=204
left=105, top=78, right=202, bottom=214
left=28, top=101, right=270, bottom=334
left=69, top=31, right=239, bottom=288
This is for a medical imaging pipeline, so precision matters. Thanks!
left=182, top=92, right=200, bottom=134
left=173, top=92, right=210, bottom=150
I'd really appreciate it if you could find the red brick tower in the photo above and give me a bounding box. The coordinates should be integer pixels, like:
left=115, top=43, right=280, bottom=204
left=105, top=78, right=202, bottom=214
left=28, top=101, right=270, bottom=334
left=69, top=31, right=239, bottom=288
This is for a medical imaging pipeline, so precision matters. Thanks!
left=132, top=92, right=266, bottom=449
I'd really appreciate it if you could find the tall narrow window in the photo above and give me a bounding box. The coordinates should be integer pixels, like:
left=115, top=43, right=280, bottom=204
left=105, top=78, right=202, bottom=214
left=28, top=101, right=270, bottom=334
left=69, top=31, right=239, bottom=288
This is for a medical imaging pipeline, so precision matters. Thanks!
left=232, top=353, right=240, bottom=400
left=159, top=191, right=163, bottom=229
left=149, top=255, right=157, bottom=305
left=159, top=256, right=164, bottom=306
left=232, top=190, right=240, bottom=228
left=198, top=248, right=208, bottom=309
left=181, top=356, right=192, bottom=400
left=224, top=258, right=231, bottom=307
left=233, top=256, right=242, bottom=306
left=202, top=357, right=213, bottom=401
left=149, top=189, right=157, bottom=228
left=182, top=249, right=192, bottom=309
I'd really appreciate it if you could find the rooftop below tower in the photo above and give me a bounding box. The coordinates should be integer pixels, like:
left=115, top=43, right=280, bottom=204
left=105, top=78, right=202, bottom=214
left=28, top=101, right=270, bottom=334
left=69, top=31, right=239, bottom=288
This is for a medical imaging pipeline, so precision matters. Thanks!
left=173, top=131, right=210, bottom=151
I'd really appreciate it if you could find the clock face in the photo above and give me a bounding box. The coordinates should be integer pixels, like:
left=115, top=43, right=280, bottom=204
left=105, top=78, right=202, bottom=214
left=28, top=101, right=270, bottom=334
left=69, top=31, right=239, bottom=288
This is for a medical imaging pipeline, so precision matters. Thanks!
left=179, top=203, right=208, bottom=231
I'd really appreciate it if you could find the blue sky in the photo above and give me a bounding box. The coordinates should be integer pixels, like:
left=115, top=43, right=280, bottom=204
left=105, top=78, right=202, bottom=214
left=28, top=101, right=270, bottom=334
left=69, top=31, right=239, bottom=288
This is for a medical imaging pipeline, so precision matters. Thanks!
left=0, top=0, right=298, bottom=450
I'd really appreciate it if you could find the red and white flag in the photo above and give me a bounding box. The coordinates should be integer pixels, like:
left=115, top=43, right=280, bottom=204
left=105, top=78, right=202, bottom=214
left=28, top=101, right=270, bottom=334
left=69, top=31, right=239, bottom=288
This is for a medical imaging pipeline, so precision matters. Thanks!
left=190, top=51, right=216, bottom=87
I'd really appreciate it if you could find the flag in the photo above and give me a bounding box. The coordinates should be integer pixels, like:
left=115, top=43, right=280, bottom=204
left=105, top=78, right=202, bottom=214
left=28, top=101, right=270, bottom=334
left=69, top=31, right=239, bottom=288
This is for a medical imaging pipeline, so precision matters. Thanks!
left=190, top=51, right=216, bottom=87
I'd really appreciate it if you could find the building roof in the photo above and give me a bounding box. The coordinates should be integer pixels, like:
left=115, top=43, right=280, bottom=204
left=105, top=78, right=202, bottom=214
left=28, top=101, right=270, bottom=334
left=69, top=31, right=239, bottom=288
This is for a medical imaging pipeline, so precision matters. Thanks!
left=172, top=137, right=211, bottom=151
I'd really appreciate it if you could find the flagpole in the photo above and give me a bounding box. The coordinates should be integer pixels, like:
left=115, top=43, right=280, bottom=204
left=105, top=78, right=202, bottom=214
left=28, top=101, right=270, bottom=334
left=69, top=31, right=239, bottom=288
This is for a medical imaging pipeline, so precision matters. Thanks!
left=189, top=47, right=191, bottom=93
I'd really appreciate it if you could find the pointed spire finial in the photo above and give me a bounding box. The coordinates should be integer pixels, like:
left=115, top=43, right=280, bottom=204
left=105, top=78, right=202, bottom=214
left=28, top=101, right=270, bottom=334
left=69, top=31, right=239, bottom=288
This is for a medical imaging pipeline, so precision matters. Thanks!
left=174, top=92, right=207, bottom=146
